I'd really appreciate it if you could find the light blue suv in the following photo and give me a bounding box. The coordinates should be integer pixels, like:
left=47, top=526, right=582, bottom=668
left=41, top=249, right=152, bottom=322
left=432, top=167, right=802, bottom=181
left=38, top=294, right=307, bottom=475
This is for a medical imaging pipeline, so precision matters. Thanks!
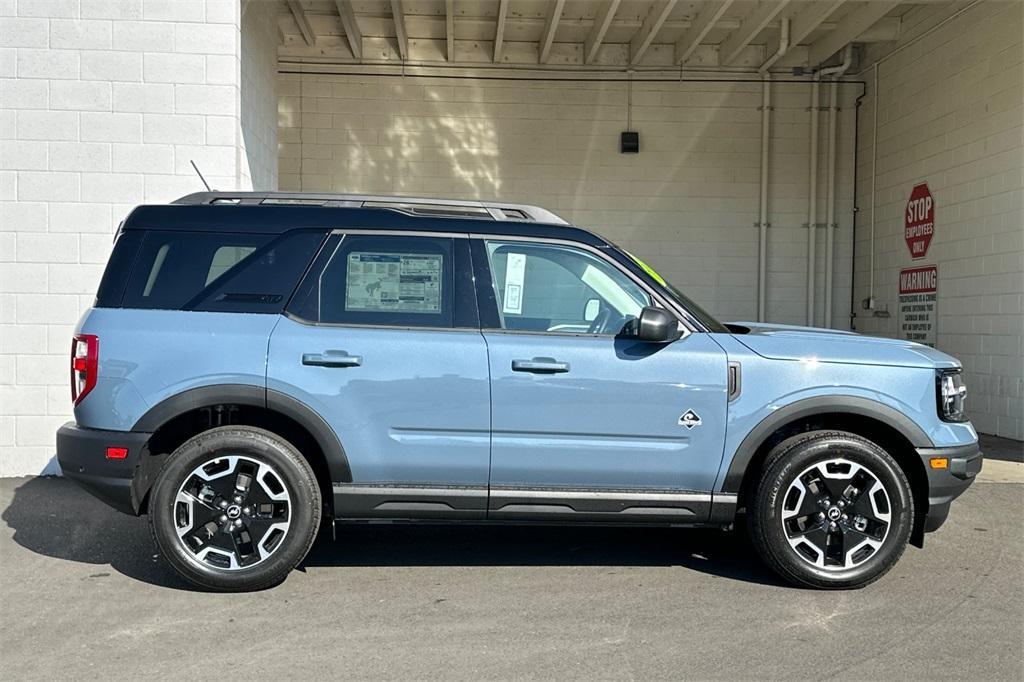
left=56, top=192, right=982, bottom=591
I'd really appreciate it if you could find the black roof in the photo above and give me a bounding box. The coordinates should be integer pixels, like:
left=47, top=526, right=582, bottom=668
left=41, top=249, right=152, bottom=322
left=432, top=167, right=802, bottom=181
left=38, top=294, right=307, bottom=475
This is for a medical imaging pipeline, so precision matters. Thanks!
left=121, top=204, right=609, bottom=248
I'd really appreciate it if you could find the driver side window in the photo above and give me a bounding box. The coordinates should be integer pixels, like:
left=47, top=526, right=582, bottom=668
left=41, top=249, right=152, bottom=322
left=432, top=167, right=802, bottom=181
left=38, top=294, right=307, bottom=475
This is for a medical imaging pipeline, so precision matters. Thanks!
left=482, top=240, right=650, bottom=335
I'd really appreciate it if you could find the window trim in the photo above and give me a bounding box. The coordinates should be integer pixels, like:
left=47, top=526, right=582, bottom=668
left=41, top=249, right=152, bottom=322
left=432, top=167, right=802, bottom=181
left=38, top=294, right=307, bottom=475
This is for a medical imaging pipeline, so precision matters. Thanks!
left=469, top=233, right=691, bottom=340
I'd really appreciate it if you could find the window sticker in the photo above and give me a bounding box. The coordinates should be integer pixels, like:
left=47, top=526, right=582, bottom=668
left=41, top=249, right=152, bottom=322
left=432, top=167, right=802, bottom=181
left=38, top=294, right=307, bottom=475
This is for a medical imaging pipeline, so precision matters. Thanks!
left=502, top=252, right=526, bottom=314
left=345, top=252, right=442, bottom=313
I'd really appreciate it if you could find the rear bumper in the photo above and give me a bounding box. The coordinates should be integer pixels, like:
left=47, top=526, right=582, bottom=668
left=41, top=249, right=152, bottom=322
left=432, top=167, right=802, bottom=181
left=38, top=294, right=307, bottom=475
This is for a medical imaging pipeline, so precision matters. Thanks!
left=56, top=422, right=151, bottom=515
left=917, top=442, right=983, bottom=532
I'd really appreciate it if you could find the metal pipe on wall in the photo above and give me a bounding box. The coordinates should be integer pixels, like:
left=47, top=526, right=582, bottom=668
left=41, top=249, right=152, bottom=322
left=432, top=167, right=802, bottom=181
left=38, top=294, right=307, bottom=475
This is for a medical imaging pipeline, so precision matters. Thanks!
left=820, top=46, right=853, bottom=328
left=756, top=18, right=788, bottom=322
left=757, top=77, right=771, bottom=322
left=806, top=78, right=820, bottom=326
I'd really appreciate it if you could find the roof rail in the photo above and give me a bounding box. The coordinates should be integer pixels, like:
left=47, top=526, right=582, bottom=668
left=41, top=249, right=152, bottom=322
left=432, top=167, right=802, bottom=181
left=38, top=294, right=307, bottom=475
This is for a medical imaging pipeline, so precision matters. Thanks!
left=172, top=191, right=570, bottom=225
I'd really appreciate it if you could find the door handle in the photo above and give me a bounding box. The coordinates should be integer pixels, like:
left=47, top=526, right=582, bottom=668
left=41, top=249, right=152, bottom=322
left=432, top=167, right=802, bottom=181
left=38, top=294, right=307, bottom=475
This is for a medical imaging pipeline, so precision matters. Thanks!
left=511, top=357, right=570, bottom=374
left=302, top=351, right=363, bottom=368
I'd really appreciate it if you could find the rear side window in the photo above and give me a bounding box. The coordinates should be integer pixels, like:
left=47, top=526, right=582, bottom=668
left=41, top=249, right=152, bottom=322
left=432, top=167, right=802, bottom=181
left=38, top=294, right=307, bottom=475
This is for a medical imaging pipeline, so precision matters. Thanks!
left=289, top=234, right=456, bottom=328
left=120, top=230, right=326, bottom=312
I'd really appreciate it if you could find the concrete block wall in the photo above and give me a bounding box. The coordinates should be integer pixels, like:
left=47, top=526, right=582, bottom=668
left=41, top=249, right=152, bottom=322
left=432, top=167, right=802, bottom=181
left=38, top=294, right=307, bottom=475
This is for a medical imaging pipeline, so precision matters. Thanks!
left=278, top=73, right=858, bottom=329
left=854, top=0, right=1023, bottom=439
left=0, top=0, right=277, bottom=476
left=239, top=0, right=276, bottom=189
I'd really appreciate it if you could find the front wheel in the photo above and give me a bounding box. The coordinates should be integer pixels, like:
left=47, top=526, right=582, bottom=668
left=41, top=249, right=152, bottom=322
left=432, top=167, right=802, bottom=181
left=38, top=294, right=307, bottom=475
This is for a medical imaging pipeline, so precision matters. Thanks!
left=149, top=426, right=322, bottom=592
left=749, top=430, right=914, bottom=589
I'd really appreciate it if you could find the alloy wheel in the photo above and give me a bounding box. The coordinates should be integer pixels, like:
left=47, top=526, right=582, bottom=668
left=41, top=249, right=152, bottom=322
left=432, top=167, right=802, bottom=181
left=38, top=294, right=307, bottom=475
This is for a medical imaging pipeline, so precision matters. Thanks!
left=780, top=457, right=892, bottom=571
left=173, top=455, right=292, bottom=571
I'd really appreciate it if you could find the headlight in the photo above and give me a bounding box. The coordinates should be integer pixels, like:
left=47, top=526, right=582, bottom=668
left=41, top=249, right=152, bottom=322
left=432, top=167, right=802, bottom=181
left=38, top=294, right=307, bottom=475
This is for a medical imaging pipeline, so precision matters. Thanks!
left=936, top=369, right=967, bottom=422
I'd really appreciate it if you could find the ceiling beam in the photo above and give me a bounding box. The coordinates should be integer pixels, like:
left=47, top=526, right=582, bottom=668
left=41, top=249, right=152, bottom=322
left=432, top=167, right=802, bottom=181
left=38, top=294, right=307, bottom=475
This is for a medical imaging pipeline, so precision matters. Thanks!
left=286, top=0, right=316, bottom=46
left=718, top=0, right=791, bottom=66
left=445, top=0, right=455, bottom=62
left=808, top=0, right=900, bottom=65
left=334, top=0, right=361, bottom=60
left=675, top=0, right=734, bottom=65
left=390, top=0, right=408, bottom=60
left=584, top=0, right=621, bottom=65
left=493, top=0, right=509, bottom=62
left=631, top=0, right=679, bottom=65
left=762, top=0, right=845, bottom=70
left=538, top=0, right=566, bottom=63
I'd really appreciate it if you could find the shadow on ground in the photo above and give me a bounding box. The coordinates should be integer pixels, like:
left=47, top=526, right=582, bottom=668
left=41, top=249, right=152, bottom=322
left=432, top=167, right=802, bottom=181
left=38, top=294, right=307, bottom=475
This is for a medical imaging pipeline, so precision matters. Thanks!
left=2, top=477, right=783, bottom=590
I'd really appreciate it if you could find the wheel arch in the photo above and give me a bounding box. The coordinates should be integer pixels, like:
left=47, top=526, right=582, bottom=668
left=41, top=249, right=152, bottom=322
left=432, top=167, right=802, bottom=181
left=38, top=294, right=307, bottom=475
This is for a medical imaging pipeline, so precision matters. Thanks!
left=132, top=384, right=351, bottom=514
left=723, top=396, right=932, bottom=547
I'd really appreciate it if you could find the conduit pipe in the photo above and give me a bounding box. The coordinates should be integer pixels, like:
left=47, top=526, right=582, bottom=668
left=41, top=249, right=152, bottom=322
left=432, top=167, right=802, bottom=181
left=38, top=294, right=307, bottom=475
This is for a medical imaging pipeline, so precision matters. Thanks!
left=756, top=18, right=788, bottom=322
left=819, top=45, right=853, bottom=328
left=806, top=77, right=820, bottom=326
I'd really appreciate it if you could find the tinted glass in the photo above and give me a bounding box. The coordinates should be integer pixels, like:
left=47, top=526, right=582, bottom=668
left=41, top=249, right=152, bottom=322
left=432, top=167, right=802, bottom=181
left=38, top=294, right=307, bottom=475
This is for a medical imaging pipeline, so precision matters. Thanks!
left=121, top=230, right=325, bottom=312
left=292, top=234, right=455, bottom=328
left=482, top=240, right=650, bottom=335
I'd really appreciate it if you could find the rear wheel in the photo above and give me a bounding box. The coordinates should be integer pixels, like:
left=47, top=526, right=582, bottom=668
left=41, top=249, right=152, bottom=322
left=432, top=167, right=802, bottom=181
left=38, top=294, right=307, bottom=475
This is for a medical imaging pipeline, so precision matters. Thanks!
left=149, top=426, right=321, bottom=592
left=749, top=430, right=913, bottom=589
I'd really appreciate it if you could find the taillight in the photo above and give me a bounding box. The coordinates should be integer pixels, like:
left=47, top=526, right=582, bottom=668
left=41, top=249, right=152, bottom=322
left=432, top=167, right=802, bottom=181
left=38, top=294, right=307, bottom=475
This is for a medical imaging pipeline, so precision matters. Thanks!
left=71, top=334, right=98, bottom=405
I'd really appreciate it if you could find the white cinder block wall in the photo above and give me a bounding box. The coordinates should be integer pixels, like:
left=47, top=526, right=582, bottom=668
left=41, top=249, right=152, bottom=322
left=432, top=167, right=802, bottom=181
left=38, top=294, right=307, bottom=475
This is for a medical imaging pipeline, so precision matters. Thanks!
left=279, top=74, right=858, bottom=328
left=0, top=0, right=278, bottom=476
left=854, top=1, right=1023, bottom=440
left=239, top=0, right=277, bottom=189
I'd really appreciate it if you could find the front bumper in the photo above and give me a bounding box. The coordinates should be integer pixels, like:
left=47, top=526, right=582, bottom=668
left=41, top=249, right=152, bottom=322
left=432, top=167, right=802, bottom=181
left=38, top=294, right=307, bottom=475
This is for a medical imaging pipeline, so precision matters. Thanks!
left=917, top=441, right=983, bottom=532
left=56, top=422, right=151, bottom=515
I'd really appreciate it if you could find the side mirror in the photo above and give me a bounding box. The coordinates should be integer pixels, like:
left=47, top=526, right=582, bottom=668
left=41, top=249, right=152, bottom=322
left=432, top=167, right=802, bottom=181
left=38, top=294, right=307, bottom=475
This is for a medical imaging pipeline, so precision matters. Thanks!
left=583, top=298, right=600, bottom=322
left=627, top=306, right=682, bottom=343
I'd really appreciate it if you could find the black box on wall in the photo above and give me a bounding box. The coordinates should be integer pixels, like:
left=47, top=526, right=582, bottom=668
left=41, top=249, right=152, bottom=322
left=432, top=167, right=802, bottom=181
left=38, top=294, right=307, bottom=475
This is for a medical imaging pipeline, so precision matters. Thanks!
left=620, top=131, right=639, bottom=154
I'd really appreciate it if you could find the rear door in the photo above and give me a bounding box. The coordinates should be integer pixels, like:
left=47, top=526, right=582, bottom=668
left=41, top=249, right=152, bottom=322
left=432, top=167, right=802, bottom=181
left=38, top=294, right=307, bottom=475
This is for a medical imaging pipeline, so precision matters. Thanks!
left=267, top=231, right=490, bottom=519
left=473, top=237, right=729, bottom=522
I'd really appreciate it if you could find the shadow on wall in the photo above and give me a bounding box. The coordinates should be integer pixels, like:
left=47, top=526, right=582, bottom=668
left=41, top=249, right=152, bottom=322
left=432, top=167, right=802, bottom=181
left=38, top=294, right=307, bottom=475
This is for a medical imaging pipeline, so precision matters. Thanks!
left=1, top=477, right=784, bottom=591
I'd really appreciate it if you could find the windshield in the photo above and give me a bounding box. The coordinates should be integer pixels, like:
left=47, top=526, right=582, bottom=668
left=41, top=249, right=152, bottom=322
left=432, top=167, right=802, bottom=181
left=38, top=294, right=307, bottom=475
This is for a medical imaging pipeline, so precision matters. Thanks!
left=624, top=250, right=729, bottom=333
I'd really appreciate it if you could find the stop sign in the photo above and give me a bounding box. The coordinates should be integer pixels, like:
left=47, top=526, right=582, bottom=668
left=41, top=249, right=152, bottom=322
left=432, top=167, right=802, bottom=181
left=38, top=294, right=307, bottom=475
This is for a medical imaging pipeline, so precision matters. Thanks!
left=905, top=183, right=934, bottom=260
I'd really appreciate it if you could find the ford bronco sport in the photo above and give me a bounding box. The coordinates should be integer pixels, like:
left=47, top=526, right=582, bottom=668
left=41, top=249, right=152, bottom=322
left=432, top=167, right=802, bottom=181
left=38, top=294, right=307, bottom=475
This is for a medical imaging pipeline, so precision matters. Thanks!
left=56, top=192, right=982, bottom=591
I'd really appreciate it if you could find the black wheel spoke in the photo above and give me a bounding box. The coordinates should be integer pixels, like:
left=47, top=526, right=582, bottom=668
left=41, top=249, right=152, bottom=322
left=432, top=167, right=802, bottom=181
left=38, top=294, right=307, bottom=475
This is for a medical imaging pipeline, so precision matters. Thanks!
left=173, top=455, right=292, bottom=572
left=781, top=457, right=893, bottom=571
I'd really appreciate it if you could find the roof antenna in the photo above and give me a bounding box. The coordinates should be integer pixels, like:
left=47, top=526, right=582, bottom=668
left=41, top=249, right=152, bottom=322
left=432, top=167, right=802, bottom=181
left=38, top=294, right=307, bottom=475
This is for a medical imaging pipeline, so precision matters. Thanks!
left=190, top=159, right=212, bottom=191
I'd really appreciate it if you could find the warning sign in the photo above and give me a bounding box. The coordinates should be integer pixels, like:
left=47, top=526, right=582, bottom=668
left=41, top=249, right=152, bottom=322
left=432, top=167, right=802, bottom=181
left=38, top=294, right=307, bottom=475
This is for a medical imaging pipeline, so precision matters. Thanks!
left=905, top=183, right=934, bottom=260
left=898, top=265, right=937, bottom=346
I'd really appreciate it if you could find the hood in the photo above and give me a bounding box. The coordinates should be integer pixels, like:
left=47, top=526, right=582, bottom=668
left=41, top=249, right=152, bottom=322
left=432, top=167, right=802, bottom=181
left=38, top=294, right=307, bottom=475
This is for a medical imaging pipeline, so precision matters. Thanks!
left=726, top=321, right=961, bottom=370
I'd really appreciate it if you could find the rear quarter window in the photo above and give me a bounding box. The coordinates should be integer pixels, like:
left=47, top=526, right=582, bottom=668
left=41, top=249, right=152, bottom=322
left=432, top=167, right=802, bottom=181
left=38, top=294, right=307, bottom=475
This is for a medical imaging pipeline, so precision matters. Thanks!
left=118, top=230, right=326, bottom=312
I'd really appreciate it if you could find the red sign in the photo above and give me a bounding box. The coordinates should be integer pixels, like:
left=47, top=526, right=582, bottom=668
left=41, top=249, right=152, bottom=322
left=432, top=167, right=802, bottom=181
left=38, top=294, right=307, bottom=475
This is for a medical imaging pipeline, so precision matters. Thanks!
left=899, top=265, right=937, bottom=294
left=905, top=183, right=934, bottom=259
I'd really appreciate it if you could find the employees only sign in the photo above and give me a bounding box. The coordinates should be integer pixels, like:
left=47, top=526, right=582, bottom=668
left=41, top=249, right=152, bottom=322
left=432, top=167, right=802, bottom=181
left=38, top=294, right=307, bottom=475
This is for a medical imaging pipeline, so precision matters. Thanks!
left=905, top=183, right=935, bottom=260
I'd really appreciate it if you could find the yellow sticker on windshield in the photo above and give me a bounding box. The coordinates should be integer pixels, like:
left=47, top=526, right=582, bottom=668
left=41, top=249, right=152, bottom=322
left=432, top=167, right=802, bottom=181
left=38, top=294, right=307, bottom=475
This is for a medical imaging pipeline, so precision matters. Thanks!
left=626, top=251, right=667, bottom=286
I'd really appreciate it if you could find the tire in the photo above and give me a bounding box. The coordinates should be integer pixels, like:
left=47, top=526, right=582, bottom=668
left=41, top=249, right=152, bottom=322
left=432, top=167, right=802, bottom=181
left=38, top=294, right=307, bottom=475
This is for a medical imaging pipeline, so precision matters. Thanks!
left=748, top=430, right=913, bottom=589
left=149, top=426, right=322, bottom=592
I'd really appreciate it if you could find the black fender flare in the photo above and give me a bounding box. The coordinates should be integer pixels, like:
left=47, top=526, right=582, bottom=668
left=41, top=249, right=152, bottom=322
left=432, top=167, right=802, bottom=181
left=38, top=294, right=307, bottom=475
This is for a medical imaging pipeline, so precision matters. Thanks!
left=720, top=395, right=933, bottom=494
left=133, top=384, right=352, bottom=483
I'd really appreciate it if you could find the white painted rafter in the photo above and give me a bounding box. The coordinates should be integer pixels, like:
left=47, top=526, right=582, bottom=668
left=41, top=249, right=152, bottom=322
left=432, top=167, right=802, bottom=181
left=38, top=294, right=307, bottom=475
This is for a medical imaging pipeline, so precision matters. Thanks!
left=631, top=0, right=679, bottom=65
left=286, top=0, right=316, bottom=46
left=445, top=0, right=455, bottom=62
left=675, top=0, right=735, bottom=65
left=808, top=0, right=901, bottom=65
left=584, top=0, right=621, bottom=65
left=539, top=0, right=566, bottom=63
left=334, top=0, right=362, bottom=60
left=493, top=0, right=510, bottom=62
left=390, top=0, right=408, bottom=60
left=718, top=0, right=791, bottom=66
left=762, top=0, right=846, bottom=70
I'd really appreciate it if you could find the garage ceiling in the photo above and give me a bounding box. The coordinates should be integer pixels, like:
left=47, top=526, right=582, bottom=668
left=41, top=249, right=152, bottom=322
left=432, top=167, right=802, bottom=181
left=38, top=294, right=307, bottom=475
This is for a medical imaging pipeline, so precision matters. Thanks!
left=275, top=0, right=921, bottom=71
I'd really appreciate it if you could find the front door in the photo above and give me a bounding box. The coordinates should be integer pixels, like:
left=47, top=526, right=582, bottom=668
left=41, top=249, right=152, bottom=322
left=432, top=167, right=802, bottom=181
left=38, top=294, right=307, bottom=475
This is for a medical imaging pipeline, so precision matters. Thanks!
left=473, top=238, right=729, bottom=522
left=268, top=232, right=490, bottom=519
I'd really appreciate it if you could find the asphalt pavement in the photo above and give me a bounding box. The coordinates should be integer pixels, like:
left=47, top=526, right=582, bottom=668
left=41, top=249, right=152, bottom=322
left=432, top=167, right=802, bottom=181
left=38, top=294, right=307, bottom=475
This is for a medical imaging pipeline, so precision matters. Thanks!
left=1, top=472, right=1022, bottom=680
